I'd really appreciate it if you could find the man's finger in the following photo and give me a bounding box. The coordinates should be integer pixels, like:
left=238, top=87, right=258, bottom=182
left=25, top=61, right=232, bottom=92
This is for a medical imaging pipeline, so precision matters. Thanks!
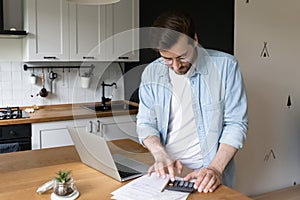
left=194, top=170, right=206, bottom=191
left=208, top=183, right=219, bottom=193
left=183, top=170, right=198, bottom=181
left=158, top=166, right=167, bottom=178
left=155, top=162, right=166, bottom=178
left=203, top=175, right=216, bottom=193
left=167, top=165, right=175, bottom=181
left=175, top=160, right=183, bottom=174
left=199, top=173, right=212, bottom=192
left=148, top=165, right=154, bottom=176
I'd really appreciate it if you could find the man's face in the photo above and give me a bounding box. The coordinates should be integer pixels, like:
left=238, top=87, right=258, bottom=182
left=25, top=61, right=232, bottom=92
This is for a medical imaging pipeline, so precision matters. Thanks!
left=159, top=36, right=196, bottom=75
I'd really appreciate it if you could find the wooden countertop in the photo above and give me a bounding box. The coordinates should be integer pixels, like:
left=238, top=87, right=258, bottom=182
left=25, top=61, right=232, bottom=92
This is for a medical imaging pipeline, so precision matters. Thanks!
left=0, top=140, right=253, bottom=200
left=0, top=100, right=139, bottom=126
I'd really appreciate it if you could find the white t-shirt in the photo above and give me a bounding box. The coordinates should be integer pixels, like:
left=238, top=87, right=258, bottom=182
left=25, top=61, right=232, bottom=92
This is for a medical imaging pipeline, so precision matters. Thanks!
left=165, top=66, right=203, bottom=169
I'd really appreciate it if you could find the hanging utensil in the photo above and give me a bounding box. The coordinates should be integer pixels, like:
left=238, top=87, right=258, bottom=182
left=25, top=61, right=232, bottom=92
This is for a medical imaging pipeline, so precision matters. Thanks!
left=49, top=70, right=58, bottom=93
left=62, top=68, right=65, bottom=87
left=39, top=70, right=48, bottom=97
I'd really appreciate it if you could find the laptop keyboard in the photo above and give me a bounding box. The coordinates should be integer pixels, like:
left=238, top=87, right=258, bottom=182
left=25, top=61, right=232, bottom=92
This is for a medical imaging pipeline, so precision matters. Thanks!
left=115, top=162, right=141, bottom=178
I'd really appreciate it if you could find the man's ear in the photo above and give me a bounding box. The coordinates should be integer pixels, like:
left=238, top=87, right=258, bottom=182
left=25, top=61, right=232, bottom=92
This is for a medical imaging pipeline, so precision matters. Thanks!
left=194, top=33, right=198, bottom=45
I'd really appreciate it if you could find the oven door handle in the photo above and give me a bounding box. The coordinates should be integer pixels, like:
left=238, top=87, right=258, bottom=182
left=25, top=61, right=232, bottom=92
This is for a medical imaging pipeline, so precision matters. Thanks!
left=9, top=130, right=16, bottom=136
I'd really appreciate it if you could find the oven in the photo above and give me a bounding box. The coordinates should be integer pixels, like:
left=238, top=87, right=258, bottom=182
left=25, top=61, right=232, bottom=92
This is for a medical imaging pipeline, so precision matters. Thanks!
left=0, top=107, right=31, bottom=154
left=0, top=124, right=31, bottom=153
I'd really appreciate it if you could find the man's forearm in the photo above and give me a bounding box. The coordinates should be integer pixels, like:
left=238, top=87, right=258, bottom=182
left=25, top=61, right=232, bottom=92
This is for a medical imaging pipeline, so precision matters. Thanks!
left=208, top=143, right=238, bottom=174
left=143, top=135, right=165, bottom=153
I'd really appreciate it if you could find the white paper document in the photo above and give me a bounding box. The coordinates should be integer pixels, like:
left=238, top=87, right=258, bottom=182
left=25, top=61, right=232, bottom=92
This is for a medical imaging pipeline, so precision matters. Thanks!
left=111, top=173, right=190, bottom=200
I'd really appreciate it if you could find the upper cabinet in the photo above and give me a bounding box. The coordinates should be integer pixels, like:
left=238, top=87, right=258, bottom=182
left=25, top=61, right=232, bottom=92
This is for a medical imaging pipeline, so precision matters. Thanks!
left=23, top=0, right=69, bottom=61
left=69, top=4, right=106, bottom=61
left=104, top=0, right=139, bottom=62
left=23, top=0, right=139, bottom=62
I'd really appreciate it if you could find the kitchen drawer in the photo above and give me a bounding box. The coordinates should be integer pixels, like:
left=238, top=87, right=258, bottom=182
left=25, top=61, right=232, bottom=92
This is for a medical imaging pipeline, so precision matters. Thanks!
left=100, top=120, right=138, bottom=142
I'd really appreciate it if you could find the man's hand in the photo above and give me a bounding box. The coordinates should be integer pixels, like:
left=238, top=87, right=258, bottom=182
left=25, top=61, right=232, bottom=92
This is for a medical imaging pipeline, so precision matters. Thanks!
left=184, top=167, right=222, bottom=193
left=148, top=149, right=183, bottom=181
left=184, top=143, right=238, bottom=193
left=143, top=135, right=183, bottom=181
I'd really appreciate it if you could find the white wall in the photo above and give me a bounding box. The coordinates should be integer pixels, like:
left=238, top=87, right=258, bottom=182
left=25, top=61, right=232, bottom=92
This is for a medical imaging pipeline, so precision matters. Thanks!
left=0, top=40, right=125, bottom=107
left=234, top=0, right=300, bottom=196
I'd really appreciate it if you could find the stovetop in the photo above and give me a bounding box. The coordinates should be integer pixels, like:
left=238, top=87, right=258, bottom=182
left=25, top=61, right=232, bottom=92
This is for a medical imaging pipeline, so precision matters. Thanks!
left=0, top=107, right=30, bottom=120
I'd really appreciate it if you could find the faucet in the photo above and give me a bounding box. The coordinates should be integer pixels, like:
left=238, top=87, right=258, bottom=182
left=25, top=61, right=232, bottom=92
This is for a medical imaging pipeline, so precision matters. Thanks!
left=101, top=81, right=117, bottom=107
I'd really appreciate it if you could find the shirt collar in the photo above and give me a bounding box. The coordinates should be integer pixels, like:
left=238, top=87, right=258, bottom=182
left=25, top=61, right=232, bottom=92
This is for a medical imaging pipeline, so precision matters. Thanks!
left=191, top=47, right=208, bottom=75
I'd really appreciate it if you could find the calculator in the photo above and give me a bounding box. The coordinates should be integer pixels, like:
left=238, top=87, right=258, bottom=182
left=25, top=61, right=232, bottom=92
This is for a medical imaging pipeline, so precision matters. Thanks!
left=164, top=179, right=195, bottom=193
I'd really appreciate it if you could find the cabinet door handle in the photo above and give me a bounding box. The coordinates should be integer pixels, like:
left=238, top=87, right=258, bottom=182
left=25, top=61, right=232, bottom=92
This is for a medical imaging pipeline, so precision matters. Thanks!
left=97, top=120, right=101, bottom=132
left=118, top=56, right=129, bottom=59
left=43, top=56, right=57, bottom=59
left=89, top=121, right=93, bottom=133
left=83, top=56, right=94, bottom=59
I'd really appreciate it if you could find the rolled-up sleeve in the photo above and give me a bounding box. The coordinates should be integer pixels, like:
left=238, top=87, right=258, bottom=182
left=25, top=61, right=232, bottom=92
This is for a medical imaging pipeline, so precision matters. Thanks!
left=219, top=60, right=248, bottom=149
left=136, top=68, right=160, bottom=145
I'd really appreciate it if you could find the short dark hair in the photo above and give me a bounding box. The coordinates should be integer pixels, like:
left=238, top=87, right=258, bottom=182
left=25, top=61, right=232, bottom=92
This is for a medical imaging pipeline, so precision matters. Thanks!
left=149, top=10, right=196, bottom=50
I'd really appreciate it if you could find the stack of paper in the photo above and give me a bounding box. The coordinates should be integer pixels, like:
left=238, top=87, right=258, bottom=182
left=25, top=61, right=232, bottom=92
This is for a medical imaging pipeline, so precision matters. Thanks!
left=111, top=173, right=189, bottom=200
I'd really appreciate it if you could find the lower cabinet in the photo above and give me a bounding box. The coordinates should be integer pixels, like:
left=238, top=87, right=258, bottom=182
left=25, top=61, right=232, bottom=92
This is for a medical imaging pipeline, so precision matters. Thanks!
left=31, top=115, right=137, bottom=149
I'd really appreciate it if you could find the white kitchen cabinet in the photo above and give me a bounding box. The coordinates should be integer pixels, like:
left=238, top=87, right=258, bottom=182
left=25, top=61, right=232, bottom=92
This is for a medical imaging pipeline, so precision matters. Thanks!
left=23, top=0, right=69, bottom=61
left=95, top=114, right=138, bottom=142
left=69, top=4, right=107, bottom=61
left=31, top=115, right=138, bottom=149
left=104, top=0, right=139, bottom=62
left=31, top=119, right=86, bottom=149
left=23, top=0, right=139, bottom=62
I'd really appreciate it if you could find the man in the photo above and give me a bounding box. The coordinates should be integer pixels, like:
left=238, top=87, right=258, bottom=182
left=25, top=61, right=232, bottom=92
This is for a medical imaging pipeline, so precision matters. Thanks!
left=136, top=10, right=248, bottom=193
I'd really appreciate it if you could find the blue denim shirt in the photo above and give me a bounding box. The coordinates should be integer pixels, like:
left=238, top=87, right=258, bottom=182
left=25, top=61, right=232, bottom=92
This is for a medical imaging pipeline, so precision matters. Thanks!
left=136, top=48, right=248, bottom=187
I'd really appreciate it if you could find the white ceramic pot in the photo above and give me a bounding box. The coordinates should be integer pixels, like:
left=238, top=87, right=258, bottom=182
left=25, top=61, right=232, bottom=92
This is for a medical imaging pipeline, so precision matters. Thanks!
left=29, top=74, right=37, bottom=84
left=80, top=76, right=91, bottom=88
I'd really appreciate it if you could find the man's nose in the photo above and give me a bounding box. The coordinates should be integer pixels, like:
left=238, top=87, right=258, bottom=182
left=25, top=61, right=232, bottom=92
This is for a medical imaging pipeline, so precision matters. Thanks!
left=171, top=59, right=181, bottom=70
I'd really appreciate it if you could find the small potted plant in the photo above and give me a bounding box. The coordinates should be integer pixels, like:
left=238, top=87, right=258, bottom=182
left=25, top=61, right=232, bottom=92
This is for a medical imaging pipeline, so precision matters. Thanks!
left=53, top=170, right=76, bottom=196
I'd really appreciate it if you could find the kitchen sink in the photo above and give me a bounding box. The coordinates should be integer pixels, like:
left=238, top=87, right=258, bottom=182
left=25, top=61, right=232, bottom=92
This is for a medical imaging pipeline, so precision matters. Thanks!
left=81, top=102, right=138, bottom=112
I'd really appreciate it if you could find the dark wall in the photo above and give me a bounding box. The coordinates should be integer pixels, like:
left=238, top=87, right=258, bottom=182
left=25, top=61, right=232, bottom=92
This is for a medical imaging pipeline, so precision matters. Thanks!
left=124, top=0, right=234, bottom=102
left=140, top=0, right=234, bottom=54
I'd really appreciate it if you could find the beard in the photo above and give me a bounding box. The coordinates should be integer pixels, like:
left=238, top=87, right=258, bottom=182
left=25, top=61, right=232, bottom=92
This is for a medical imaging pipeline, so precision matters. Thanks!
left=172, top=63, right=192, bottom=75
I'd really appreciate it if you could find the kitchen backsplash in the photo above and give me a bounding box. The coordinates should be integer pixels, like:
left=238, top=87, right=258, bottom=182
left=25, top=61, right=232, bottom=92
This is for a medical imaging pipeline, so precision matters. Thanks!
left=0, top=61, right=124, bottom=107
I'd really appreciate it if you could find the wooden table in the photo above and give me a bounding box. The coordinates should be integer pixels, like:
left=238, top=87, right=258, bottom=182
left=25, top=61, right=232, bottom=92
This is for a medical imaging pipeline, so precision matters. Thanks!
left=0, top=140, right=253, bottom=200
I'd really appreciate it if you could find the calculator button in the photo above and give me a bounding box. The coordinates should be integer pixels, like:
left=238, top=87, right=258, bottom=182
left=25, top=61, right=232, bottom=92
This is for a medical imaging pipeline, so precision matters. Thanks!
left=174, top=181, right=179, bottom=187
left=184, top=181, right=189, bottom=187
left=179, top=181, right=184, bottom=187
left=188, top=182, right=194, bottom=188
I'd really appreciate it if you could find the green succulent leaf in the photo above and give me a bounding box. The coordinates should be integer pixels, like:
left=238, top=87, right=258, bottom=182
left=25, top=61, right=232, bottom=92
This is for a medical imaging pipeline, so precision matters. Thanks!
left=55, top=170, right=72, bottom=184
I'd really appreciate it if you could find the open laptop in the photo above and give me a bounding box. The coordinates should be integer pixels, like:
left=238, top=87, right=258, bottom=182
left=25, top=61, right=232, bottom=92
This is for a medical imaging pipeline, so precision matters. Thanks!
left=67, top=126, right=149, bottom=182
